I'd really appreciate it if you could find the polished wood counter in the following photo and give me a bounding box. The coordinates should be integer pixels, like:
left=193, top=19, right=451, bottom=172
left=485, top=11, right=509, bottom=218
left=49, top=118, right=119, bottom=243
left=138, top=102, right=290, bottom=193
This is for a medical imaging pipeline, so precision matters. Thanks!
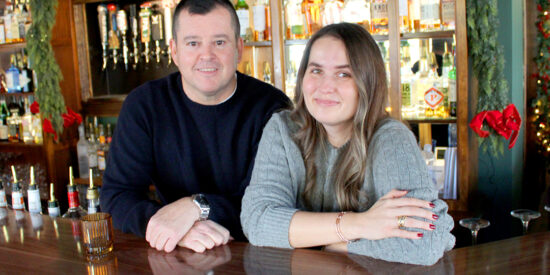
left=0, top=209, right=548, bottom=274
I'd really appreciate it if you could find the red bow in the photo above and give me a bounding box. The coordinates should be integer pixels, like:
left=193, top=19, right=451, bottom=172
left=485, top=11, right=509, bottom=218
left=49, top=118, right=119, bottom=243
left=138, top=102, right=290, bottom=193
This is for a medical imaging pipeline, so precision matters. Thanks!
left=469, top=104, right=522, bottom=149
left=62, top=107, right=83, bottom=128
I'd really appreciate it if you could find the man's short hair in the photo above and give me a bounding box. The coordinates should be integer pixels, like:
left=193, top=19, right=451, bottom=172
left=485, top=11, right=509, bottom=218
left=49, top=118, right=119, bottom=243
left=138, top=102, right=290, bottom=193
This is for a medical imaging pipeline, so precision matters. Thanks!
left=172, top=0, right=240, bottom=42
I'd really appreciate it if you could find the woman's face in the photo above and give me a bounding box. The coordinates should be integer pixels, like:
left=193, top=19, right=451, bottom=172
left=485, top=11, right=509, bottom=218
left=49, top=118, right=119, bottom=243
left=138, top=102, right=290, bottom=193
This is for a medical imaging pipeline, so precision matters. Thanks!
left=302, top=36, right=359, bottom=133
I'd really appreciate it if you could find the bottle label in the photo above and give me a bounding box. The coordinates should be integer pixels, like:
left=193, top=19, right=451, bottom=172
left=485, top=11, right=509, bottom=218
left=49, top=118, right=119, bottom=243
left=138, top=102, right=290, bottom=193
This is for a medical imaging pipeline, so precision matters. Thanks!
left=88, top=206, right=98, bottom=214
left=372, top=3, right=388, bottom=19
left=420, top=4, right=439, bottom=20
left=399, top=0, right=408, bottom=16
left=441, top=1, right=455, bottom=24
left=0, top=190, right=6, bottom=207
left=424, top=87, right=444, bottom=108
left=48, top=206, right=60, bottom=217
left=448, top=79, right=457, bottom=101
left=12, top=191, right=24, bottom=210
left=5, top=72, right=16, bottom=92
left=253, top=5, right=266, bottom=32
left=98, top=153, right=106, bottom=171
left=236, top=10, right=249, bottom=36
left=68, top=190, right=80, bottom=209
left=28, top=189, right=41, bottom=213
left=401, top=82, right=411, bottom=107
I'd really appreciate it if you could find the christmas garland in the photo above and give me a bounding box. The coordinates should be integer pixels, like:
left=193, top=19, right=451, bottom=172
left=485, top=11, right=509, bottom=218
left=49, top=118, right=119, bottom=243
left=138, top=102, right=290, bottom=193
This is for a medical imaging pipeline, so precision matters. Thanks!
left=466, top=0, right=511, bottom=155
left=26, top=0, right=65, bottom=136
left=532, top=1, right=550, bottom=155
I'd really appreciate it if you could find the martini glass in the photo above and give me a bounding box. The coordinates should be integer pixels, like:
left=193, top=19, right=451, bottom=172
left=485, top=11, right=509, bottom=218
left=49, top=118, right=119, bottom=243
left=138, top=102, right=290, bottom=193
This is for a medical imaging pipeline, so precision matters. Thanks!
left=459, top=218, right=490, bottom=245
left=511, top=209, right=541, bottom=235
left=544, top=205, right=550, bottom=212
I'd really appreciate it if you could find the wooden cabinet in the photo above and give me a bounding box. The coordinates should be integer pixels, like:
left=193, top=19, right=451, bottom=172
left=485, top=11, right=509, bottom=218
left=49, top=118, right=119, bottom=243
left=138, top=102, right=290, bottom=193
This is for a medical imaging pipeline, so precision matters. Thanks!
left=70, top=0, right=475, bottom=214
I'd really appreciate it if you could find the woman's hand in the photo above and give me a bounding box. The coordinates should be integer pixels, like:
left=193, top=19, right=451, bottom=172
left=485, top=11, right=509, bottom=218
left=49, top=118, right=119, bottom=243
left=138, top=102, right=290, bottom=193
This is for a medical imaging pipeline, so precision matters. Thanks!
left=342, top=189, right=437, bottom=241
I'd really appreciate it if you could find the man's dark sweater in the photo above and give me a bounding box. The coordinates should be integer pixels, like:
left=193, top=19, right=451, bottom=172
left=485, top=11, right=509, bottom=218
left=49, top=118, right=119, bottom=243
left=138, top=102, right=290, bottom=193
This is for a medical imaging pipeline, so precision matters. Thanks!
left=100, top=72, right=290, bottom=240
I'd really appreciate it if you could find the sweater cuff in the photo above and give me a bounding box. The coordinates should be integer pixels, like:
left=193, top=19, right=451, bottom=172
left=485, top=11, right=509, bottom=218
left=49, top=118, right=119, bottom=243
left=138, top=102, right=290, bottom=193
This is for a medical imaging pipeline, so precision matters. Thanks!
left=260, top=207, right=299, bottom=249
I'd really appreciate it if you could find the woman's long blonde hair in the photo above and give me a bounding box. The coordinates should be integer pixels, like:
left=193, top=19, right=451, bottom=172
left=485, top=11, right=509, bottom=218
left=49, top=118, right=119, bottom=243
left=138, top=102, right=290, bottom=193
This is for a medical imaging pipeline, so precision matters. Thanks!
left=290, top=23, right=389, bottom=211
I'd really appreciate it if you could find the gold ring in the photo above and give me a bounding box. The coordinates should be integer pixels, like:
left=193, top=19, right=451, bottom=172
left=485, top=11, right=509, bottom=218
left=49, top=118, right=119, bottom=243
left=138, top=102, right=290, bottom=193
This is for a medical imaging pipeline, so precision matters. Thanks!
left=397, top=216, right=407, bottom=229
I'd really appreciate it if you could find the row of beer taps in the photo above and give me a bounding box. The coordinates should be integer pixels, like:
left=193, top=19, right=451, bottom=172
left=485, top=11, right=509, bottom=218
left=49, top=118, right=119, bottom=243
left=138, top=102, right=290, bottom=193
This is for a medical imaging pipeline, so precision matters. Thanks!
left=97, top=2, right=174, bottom=71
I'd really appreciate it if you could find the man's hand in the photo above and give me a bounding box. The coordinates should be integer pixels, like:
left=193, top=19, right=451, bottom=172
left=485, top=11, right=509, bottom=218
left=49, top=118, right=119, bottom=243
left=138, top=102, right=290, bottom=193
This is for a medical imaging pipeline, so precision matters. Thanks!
left=146, top=197, right=199, bottom=252
left=178, top=220, right=231, bottom=253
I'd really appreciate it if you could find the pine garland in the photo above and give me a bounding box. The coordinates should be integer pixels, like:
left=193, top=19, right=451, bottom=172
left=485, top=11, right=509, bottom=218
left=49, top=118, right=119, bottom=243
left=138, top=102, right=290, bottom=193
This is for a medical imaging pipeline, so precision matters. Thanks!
left=26, top=0, right=65, bottom=135
left=466, top=0, right=510, bottom=155
left=532, top=0, right=550, bottom=155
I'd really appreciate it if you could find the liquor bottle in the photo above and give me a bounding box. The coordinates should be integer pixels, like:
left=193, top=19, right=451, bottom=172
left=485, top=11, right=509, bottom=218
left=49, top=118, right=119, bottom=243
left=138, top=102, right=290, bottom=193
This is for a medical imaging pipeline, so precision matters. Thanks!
left=47, top=183, right=60, bottom=218
left=7, top=106, right=21, bottom=142
left=0, top=180, right=7, bottom=208
left=31, top=99, right=42, bottom=144
left=411, top=40, right=430, bottom=118
left=264, top=0, right=272, bottom=41
left=440, top=0, right=455, bottom=30
left=10, top=166, right=24, bottom=210
left=88, top=132, right=99, bottom=177
left=252, top=0, right=267, bottom=41
left=62, top=166, right=87, bottom=219
left=303, top=0, right=323, bottom=36
left=86, top=172, right=100, bottom=214
left=448, top=59, right=457, bottom=117
left=0, top=97, right=9, bottom=125
left=15, top=0, right=27, bottom=40
left=342, top=0, right=371, bottom=31
left=27, top=166, right=41, bottom=214
left=322, top=0, right=343, bottom=26
left=285, top=0, right=306, bottom=40
left=263, top=61, right=272, bottom=85
left=4, top=1, right=21, bottom=43
left=244, top=61, right=252, bottom=76
left=20, top=97, right=32, bottom=143
left=235, top=0, right=251, bottom=42
left=6, top=55, right=21, bottom=93
left=97, top=124, right=109, bottom=175
left=19, top=54, right=33, bottom=92
left=106, top=123, right=113, bottom=144
left=424, top=40, right=443, bottom=118
left=77, top=124, right=90, bottom=178
left=400, top=41, right=413, bottom=118
left=370, top=0, right=388, bottom=34
left=409, top=0, right=421, bottom=32
left=399, top=0, right=411, bottom=33
left=420, top=0, right=440, bottom=31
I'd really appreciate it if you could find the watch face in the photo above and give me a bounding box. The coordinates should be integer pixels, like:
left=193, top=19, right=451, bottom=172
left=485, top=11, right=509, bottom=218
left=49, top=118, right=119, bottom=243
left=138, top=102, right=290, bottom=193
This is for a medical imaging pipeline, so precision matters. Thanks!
left=193, top=194, right=210, bottom=220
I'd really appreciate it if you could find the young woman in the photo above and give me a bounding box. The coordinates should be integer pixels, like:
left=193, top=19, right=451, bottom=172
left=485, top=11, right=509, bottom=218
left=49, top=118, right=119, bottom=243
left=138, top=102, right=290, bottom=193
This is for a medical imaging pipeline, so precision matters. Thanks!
left=240, top=23, right=455, bottom=266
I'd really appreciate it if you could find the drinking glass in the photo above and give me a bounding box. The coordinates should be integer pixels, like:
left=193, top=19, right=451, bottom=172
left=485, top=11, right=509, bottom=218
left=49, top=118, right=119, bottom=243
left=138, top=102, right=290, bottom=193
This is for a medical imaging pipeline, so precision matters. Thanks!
left=459, top=218, right=490, bottom=245
left=81, top=213, right=115, bottom=259
left=510, top=209, right=541, bottom=235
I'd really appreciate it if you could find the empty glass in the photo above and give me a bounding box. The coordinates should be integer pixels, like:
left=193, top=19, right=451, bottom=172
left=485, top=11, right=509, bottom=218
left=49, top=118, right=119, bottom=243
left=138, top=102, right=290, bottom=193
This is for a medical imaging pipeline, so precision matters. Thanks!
left=81, top=213, right=115, bottom=259
left=459, top=218, right=490, bottom=245
left=510, top=209, right=541, bottom=235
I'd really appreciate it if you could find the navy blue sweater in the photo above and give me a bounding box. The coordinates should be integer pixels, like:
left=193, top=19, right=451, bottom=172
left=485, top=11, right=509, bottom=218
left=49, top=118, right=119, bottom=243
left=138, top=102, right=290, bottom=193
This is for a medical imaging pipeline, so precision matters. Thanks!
left=100, top=72, right=290, bottom=240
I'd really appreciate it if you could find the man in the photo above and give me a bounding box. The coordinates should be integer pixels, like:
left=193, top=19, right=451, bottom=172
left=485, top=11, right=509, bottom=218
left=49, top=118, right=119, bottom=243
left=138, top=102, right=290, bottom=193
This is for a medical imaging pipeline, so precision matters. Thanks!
left=100, top=0, right=289, bottom=253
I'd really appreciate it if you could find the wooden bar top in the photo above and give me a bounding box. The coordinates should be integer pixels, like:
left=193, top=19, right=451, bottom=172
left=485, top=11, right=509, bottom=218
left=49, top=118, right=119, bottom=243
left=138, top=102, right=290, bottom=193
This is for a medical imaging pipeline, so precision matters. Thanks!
left=0, top=209, right=548, bottom=274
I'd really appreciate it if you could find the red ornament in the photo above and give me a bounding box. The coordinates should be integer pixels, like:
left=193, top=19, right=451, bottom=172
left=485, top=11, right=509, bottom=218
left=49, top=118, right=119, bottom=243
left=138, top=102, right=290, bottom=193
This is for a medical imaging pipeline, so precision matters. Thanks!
left=469, top=104, right=522, bottom=149
left=537, top=4, right=542, bottom=11
left=42, top=118, right=58, bottom=140
left=30, top=101, right=39, bottom=114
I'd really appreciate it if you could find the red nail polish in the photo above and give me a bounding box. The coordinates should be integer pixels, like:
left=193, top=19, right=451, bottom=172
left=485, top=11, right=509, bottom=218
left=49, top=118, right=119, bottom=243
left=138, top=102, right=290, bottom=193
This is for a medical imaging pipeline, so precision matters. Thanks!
left=429, top=224, right=436, bottom=230
left=433, top=214, right=439, bottom=220
left=417, top=233, right=424, bottom=237
left=429, top=203, right=435, bottom=208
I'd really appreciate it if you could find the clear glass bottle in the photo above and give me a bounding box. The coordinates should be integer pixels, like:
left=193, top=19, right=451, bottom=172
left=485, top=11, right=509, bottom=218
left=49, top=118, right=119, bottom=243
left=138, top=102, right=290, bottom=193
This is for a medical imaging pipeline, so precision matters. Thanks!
left=399, top=0, right=411, bottom=33
left=285, top=0, right=306, bottom=40
left=86, top=173, right=100, bottom=214
left=47, top=183, right=60, bottom=218
left=370, top=0, right=388, bottom=34
left=303, top=0, right=323, bottom=36
left=77, top=124, right=90, bottom=178
left=97, top=124, right=108, bottom=175
left=420, top=0, right=440, bottom=31
left=322, top=0, right=343, bottom=26
left=88, top=132, right=99, bottom=177
left=27, top=166, right=42, bottom=213
left=235, top=0, right=251, bottom=42
left=6, top=54, right=21, bottom=93
left=7, top=107, right=21, bottom=142
left=263, top=61, right=272, bottom=85
left=342, top=0, right=371, bottom=31
left=440, top=0, right=455, bottom=30
left=62, top=166, right=87, bottom=219
left=20, top=54, right=33, bottom=93
left=0, top=180, right=7, bottom=208
left=400, top=41, right=414, bottom=118
left=21, top=97, right=32, bottom=143
left=252, top=0, right=267, bottom=41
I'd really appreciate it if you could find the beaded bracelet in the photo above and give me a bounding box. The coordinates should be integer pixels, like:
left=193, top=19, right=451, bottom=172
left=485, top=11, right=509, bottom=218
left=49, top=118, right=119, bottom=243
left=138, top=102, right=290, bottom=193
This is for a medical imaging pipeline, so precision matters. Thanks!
left=336, top=211, right=351, bottom=244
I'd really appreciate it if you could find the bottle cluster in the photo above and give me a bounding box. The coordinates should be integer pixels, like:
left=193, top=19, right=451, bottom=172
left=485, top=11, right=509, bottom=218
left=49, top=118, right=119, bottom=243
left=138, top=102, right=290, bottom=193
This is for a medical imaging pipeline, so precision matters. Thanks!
left=235, top=0, right=272, bottom=42
left=0, top=95, right=42, bottom=144
left=77, top=117, right=113, bottom=179
left=283, top=0, right=456, bottom=40
left=0, top=0, right=32, bottom=44
left=2, top=51, right=35, bottom=94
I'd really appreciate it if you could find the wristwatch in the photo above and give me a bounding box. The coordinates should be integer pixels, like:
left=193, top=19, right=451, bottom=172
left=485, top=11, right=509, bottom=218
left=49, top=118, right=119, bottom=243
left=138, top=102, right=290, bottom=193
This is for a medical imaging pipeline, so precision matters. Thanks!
left=191, top=194, right=210, bottom=221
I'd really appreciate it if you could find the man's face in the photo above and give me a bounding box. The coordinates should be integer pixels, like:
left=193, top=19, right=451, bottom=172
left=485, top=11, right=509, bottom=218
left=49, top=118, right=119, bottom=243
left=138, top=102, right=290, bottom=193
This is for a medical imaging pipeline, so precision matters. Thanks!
left=170, top=6, right=243, bottom=105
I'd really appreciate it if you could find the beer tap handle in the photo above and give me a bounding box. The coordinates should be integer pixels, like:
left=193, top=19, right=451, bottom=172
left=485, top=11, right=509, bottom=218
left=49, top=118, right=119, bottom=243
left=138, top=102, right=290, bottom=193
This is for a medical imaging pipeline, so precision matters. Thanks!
left=129, top=4, right=139, bottom=70
left=139, top=2, right=152, bottom=64
left=97, top=5, right=109, bottom=70
left=151, top=5, right=163, bottom=64
left=163, top=6, right=173, bottom=66
left=107, top=4, right=120, bottom=70
left=117, top=9, right=129, bottom=72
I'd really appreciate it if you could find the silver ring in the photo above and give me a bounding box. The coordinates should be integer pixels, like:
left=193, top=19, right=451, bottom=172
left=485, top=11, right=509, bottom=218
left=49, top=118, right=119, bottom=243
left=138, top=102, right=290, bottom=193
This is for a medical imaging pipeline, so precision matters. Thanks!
left=397, top=216, right=407, bottom=229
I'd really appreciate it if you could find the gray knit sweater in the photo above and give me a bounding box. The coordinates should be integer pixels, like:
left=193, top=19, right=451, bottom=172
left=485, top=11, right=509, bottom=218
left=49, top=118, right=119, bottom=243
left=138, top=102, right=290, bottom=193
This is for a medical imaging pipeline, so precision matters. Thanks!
left=241, top=111, right=455, bottom=266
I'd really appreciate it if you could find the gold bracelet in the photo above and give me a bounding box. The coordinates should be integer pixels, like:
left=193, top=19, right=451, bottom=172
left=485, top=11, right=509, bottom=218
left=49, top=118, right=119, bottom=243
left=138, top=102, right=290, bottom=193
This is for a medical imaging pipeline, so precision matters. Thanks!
left=336, top=211, right=351, bottom=243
